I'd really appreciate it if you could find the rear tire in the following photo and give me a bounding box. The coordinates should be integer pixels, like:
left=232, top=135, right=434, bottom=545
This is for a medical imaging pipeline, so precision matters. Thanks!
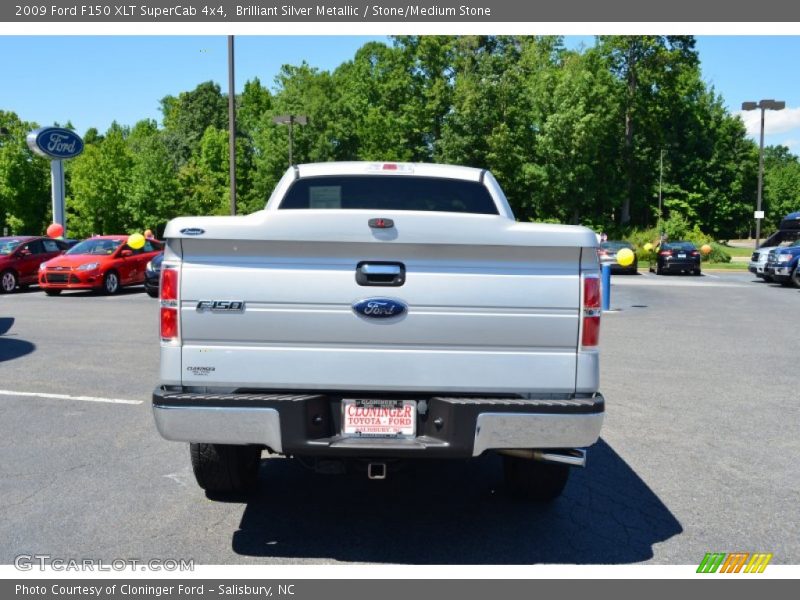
left=189, top=443, right=261, bottom=495
left=655, top=263, right=663, bottom=275
left=792, top=266, right=800, bottom=289
left=44, top=289, right=62, bottom=296
left=146, top=287, right=159, bottom=298
left=503, top=455, right=570, bottom=502
left=693, top=268, right=702, bottom=276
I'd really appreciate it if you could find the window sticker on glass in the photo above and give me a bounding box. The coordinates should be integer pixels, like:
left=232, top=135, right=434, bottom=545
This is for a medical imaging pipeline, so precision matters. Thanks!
left=309, top=186, right=342, bottom=209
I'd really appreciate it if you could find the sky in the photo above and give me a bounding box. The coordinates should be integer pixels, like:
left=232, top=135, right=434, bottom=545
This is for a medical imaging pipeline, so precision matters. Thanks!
left=1, top=35, right=799, bottom=152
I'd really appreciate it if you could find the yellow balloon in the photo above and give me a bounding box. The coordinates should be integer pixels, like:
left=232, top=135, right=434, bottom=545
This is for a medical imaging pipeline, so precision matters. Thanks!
left=700, top=244, right=712, bottom=256
left=643, top=242, right=653, bottom=252
left=617, top=247, right=635, bottom=267
left=127, top=233, right=146, bottom=250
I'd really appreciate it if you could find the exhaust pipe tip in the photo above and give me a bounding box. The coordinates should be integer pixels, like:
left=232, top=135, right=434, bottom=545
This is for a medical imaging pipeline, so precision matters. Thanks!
left=498, top=448, right=587, bottom=468
left=367, top=462, right=387, bottom=480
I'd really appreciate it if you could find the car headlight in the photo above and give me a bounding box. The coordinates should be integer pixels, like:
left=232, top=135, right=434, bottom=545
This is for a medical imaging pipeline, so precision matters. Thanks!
left=39, top=263, right=47, bottom=271
left=145, top=261, right=152, bottom=272
left=76, top=262, right=100, bottom=271
left=777, top=254, right=792, bottom=263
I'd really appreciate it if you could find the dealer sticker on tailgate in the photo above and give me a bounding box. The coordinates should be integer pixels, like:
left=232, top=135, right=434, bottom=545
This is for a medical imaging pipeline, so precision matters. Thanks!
left=342, top=399, right=416, bottom=437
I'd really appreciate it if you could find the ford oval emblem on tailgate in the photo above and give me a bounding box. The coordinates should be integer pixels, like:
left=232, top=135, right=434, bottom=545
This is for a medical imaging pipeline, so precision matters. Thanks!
left=353, top=297, right=407, bottom=319
left=180, top=227, right=205, bottom=236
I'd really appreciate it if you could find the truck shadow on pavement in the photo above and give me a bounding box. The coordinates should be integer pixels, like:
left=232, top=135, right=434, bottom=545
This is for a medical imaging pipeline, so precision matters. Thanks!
left=0, top=318, right=35, bottom=363
left=230, top=438, right=682, bottom=564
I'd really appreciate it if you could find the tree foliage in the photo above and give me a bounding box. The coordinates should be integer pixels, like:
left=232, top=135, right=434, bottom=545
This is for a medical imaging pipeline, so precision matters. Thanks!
left=0, top=36, right=795, bottom=239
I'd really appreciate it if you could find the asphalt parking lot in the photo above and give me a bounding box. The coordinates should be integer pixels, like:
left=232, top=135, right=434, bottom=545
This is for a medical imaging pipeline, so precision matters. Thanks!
left=0, top=272, right=798, bottom=565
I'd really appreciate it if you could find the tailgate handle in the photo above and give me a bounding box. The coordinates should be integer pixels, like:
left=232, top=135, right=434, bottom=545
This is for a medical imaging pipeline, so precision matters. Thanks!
left=356, top=262, right=405, bottom=287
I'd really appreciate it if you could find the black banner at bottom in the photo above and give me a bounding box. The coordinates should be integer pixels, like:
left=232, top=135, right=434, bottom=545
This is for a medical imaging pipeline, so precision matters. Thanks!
left=2, top=579, right=795, bottom=600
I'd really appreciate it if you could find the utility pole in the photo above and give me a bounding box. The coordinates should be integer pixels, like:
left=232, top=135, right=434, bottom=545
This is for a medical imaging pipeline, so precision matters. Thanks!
left=658, top=148, right=664, bottom=234
left=228, top=35, right=237, bottom=215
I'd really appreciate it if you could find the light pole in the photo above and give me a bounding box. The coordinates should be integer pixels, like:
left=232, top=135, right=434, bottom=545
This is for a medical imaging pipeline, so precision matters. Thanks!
left=272, top=114, right=308, bottom=166
left=228, top=35, right=236, bottom=216
left=742, top=99, right=785, bottom=249
left=658, top=148, right=664, bottom=234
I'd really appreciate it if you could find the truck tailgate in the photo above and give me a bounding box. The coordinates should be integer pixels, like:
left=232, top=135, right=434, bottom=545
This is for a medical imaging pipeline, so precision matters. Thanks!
left=173, top=213, right=584, bottom=394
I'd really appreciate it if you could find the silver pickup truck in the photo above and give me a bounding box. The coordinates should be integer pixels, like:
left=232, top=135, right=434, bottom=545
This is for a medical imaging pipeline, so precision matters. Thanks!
left=152, top=162, right=604, bottom=502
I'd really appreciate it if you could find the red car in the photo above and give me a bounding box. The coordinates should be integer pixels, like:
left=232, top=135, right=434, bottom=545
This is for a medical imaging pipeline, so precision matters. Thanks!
left=39, top=235, right=163, bottom=295
left=0, top=236, right=72, bottom=293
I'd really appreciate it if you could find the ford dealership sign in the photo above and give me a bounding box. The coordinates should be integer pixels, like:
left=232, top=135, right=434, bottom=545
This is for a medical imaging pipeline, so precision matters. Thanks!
left=26, top=127, right=84, bottom=160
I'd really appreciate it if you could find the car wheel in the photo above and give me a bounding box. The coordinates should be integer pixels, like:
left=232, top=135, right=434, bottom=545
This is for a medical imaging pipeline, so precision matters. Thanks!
left=146, top=287, right=159, bottom=299
left=189, top=443, right=261, bottom=495
left=44, top=289, right=62, bottom=296
left=0, top=270, right=17, bottom=293
left=503, top=455, right=570, bottom=502
left=102, top=271, right=120, bottom=295
left=655, top=263, right=663, bottom=275
left=792, top=266, right=800, bottom=289
left=693, top=268, right=702, bottom=276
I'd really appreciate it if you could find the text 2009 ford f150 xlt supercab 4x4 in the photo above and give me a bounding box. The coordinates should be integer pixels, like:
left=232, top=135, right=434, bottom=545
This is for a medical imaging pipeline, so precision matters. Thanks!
left=152, top=162, right=604, bottom=502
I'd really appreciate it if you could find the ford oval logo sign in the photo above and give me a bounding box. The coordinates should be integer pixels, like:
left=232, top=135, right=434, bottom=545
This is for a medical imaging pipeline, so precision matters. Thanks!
left=180, top=228, right=205, bottom=236
left=26, top=127, right=84, bottom=160
left=353, top=298, right=407, bottom=319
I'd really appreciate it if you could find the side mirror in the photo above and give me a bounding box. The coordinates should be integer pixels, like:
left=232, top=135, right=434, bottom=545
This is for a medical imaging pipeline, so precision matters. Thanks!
left=120, top=249, right=133, bottom=258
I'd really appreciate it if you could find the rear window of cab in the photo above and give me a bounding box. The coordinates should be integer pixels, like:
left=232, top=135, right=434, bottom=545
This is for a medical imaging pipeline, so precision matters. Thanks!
left=279, top=175, right=499, bottom=215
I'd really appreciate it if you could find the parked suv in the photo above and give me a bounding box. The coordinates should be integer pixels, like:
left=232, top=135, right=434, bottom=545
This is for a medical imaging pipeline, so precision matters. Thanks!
left=765, top=241, right=800, bottom=287
left=0, top=236, right=71, bottom=293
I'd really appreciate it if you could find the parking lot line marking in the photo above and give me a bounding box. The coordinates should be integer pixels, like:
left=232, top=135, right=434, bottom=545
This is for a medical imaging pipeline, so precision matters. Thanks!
left=0, top=389, right=143, bottom=405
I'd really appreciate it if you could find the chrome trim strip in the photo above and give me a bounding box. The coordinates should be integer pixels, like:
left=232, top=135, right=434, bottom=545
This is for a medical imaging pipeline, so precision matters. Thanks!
left=472, top=412, right=603, bottom=457
left=153, top=405, right=282, bottom=452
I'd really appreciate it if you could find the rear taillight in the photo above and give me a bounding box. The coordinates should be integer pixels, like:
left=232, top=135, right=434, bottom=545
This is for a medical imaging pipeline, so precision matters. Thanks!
left=659, top=250, right=672, bottom=256
left=691, top=251, right=700, bottom=256
left=581, top=274, right=601, bottom=349
left=160, top=266, right=178, bottom=342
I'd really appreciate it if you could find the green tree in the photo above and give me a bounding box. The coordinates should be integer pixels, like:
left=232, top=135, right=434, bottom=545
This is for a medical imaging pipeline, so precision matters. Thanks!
left=0, top=111, right=51, bottom=235
left=68, top=122, right=133, bottom=236
left=161, top=81, right=228, bottom=164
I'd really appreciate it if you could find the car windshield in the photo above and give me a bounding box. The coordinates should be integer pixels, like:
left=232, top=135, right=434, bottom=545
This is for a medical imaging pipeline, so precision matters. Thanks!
left=66, top=239, right=122, bottom=256
left=279, top=175, right=499, bottom=214
left=664, top=242, right=696, bottom=251
left=0, top=239, right=22, bottom=255
left=601, top=242, right=632, bottom=250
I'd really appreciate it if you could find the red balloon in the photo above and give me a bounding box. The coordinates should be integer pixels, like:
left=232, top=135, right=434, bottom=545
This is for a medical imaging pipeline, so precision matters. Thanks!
left=47, top=223, right=64, bottom=238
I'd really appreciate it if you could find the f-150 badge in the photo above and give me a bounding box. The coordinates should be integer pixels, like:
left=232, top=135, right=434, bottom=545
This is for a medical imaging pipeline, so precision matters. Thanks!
left=352, top=298, right=407, bottom=319
left=196, top=300, right=245, bottom=312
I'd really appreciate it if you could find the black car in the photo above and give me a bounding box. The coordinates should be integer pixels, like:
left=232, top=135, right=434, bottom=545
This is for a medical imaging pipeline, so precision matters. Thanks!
left=649, top=241, right=701, bottom=275
left=598, top=241, right=638, bottom=274
left=144, top=252, right=163, bottom=298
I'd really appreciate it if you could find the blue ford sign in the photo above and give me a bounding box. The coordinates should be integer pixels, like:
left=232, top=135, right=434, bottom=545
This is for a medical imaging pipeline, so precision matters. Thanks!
left=26, top=127, right=84, bottom=160
left=353, top=298, right=407, bottom=319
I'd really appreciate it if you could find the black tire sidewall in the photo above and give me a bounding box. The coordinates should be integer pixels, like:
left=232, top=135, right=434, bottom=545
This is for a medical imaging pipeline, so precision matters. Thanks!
left=103, top=271, right=120, bottom=294
left=1, top=270, right=17, bottom=293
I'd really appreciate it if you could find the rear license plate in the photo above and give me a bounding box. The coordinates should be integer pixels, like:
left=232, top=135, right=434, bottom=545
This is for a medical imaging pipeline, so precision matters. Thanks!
left=342, top=399, right=416, bottom=437
left=678, top=253, right=686, bottom=258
